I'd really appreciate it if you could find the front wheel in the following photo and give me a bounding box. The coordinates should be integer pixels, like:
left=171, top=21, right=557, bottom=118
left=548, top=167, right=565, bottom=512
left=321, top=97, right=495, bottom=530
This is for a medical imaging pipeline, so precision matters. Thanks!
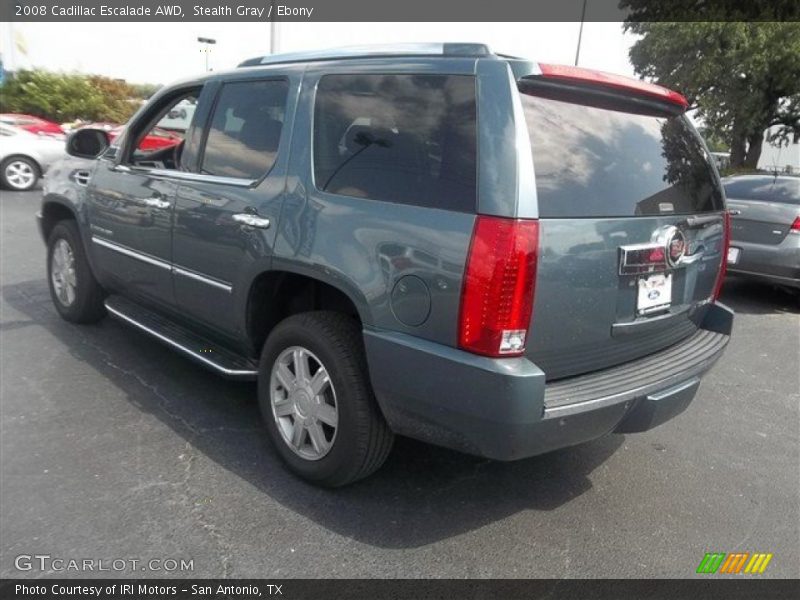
left=46, top=220, right=106, bottom=323
left=258, top=311, right=394, bottom=487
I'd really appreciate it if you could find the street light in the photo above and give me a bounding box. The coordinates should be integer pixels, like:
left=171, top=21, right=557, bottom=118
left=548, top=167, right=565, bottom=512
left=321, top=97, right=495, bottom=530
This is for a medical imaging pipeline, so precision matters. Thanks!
left=197, top=37, right=216, bottom=72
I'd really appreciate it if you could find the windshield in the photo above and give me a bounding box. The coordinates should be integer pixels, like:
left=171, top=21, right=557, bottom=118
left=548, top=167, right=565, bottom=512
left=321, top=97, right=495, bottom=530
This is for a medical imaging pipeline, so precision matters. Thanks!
left=520, top=92, right=725, bottom=218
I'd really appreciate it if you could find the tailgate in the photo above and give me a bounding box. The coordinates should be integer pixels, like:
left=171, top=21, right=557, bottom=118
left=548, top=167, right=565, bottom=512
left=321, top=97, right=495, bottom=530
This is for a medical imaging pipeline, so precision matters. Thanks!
left=517, top=84, right=726, bottom=380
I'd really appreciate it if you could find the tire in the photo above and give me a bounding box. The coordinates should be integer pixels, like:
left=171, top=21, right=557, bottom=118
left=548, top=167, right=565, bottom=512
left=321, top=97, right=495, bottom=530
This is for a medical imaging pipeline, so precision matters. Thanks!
left=46, top=220, right=106, bottom=323
left=258, top=311, right=394, bottom=487
left=1, top=156, right=39, bottom=191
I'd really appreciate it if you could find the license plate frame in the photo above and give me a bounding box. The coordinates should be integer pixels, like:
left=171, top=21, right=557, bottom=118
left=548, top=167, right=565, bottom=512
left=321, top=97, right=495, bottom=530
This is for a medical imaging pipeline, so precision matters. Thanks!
left=637, top=272, right=672, bottom=315
left=727, top=246, right=741, bottom=264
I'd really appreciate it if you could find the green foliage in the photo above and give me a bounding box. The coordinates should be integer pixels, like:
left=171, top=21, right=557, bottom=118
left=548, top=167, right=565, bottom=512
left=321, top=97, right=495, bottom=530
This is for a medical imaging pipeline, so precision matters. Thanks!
left=621, top=18, right=800, bottom=168
left=130, top=82, right=162, bottom=100
left=0, top=69, right=153, bottom=123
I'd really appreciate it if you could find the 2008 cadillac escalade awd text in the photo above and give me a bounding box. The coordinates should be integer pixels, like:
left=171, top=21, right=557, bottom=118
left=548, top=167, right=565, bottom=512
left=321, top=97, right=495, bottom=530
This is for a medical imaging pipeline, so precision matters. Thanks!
left=38, top=44, right=733, bottom=486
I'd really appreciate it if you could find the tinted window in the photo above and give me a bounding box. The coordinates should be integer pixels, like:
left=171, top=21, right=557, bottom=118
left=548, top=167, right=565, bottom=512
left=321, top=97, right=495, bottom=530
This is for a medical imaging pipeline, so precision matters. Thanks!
left=201, top=79, right=288, bottom=179
left=313, top=74, right=476, bottom=212
left=724, top=178, right=800, bottom=205
left=521, top=93, right=724, bottom=218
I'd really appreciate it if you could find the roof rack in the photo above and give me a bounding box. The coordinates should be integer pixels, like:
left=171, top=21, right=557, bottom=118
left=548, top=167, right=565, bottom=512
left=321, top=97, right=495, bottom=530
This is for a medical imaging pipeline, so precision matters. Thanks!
left=238, top=43, right=493, bottom=67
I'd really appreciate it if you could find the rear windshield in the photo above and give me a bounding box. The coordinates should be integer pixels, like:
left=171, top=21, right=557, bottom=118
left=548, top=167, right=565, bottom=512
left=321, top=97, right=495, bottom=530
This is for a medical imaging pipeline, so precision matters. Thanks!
left=723, top=177, right=800, bottom=205
left=520, top=92, right=725, bottom=218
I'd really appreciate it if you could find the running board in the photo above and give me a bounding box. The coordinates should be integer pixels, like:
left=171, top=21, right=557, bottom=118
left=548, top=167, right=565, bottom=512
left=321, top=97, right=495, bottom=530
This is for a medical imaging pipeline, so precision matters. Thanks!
left=104, top=296, right=258, bottom=380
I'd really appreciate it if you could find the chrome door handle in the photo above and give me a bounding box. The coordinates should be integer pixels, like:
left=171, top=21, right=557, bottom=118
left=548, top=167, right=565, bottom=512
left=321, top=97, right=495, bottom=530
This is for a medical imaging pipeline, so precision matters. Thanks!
left=232, top=213, right=270, bottom=229
left=141, top=198, right=171, bottom=210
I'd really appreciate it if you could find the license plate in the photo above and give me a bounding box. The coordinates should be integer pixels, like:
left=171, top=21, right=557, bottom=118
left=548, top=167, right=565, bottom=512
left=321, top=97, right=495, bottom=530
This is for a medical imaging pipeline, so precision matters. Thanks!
left=637, top=273, right=672, bottom=314
left=728, top=247, right=741, bottom=264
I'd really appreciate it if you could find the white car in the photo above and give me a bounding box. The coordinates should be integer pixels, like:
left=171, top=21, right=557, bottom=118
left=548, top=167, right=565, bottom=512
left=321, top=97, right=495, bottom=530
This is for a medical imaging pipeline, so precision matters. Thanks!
left=0, top=123, right=66, bottom=191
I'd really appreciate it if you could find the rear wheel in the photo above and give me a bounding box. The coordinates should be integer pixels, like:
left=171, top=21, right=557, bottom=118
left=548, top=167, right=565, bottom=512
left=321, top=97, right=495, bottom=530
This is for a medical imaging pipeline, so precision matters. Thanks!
left=258, top=311, right=394, bottom=487
left=1, top=156, right=39, bottom=191
left=46, top=220, right=106, bottom=323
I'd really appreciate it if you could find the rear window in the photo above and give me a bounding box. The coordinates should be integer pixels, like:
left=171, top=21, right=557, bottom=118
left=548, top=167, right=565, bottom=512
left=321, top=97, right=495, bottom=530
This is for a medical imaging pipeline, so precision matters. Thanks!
left=723, top=178, right=800, bottom=205
left=520, top=93, right=724, bottom=218
left=313, top=74, right=477, bottom=212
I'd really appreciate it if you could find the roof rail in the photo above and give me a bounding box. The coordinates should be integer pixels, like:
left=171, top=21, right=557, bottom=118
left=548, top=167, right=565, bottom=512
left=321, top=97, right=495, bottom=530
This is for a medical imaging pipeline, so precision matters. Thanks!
left=238, top=43, right=493, bottom=67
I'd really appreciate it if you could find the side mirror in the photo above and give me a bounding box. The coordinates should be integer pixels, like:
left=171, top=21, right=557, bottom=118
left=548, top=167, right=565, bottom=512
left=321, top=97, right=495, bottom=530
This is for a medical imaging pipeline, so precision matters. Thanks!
left=66, top=128, right=111, bottom=159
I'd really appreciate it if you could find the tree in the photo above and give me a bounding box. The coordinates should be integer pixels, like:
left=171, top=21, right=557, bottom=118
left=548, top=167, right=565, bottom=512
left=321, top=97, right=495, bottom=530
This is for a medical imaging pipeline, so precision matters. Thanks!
left=0, top=69, right=143, bottom=123
left=622, top=18, right=800, bottom=169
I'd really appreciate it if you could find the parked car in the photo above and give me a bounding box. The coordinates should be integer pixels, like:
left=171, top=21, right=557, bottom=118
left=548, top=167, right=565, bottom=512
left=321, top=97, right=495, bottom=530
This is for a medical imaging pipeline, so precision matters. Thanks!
left=82, top=122, right=183, bottom=151
left=723, top=174, right=800, bottom=289
left=0, top=113, right=66, bottom=139
left=38, top=44, right=733, bottom=486
left=0, top=123, right=66, bottom=191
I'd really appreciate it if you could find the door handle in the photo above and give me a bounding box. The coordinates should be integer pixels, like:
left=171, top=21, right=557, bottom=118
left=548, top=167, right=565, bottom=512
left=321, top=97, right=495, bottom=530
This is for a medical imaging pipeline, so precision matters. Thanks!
left=141, top=197, right=171, bottom=210
left=232, top=213, right=271, bottom=229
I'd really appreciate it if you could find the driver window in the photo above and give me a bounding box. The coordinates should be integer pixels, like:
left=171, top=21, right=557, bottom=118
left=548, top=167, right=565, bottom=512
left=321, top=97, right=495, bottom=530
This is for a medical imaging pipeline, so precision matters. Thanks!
left=127, top=90, right=200, bottom=170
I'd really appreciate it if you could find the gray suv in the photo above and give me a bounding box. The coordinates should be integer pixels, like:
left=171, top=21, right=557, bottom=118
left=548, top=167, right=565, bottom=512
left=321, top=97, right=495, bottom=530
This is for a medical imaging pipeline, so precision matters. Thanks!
left=39, top=44, right=733, bottom=486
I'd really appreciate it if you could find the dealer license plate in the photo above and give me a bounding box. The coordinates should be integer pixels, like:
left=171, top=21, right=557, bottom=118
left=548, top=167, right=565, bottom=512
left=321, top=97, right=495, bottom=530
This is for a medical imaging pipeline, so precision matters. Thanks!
left=637, top=273, right=672, bottom=314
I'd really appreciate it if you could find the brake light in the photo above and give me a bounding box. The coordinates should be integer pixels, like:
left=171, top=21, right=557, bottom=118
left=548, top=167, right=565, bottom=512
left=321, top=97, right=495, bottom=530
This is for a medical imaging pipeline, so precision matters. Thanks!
left=458, top=216, right=539, bottom=357
left=789, top=216, right=800, bottom=234
left=537, top=63, right=689, bottom=109
left=712, top=212, right=731, bottom=301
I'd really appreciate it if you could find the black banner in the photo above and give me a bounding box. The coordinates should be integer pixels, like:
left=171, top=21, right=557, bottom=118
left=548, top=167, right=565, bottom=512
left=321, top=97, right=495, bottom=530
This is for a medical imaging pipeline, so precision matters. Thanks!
left=2, top=0, right=800, bottom=22
left=1, top=579, right=799, bottom=600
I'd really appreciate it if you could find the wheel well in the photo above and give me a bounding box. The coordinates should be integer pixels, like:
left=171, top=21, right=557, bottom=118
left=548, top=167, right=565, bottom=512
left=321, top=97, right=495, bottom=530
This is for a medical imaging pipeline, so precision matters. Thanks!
left=246, top=271, right=361, bottom=353
left=40, top=202, right=77, bottom=241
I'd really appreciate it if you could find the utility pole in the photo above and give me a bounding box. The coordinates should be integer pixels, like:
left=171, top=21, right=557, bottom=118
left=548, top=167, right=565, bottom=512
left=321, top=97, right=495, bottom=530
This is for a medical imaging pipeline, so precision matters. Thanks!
left=197, top=37, right=216, bottom=71
left=575, top=0, right=587, bottom=66
left=270, top=0, right=280, bottom=54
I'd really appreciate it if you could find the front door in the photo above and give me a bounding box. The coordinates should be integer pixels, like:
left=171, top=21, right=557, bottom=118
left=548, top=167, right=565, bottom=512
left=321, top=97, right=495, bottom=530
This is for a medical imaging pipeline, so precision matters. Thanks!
left=87, top=85, right=205, bottom=310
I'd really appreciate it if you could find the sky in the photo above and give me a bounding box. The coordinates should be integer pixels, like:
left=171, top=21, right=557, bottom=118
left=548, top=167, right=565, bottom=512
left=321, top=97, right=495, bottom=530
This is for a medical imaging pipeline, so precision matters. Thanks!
left=1, top=21, right=638, bottom=84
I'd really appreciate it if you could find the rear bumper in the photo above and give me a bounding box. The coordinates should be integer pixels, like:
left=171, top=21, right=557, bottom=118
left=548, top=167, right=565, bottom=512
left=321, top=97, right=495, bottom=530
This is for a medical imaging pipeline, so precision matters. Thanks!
left=728, top=236, right=800, bottom=287
left=364, top=302, right=733, bottom=460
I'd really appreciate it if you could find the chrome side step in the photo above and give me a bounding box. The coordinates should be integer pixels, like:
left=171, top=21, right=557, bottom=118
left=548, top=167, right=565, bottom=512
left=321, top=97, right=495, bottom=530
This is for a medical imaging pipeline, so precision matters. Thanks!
left=104, top=296, right=258, bottom=380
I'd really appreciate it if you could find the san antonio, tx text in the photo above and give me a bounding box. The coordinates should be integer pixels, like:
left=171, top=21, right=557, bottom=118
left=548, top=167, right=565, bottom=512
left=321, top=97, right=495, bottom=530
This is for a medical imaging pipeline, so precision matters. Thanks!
left=15, top=584, right=282, bottom=596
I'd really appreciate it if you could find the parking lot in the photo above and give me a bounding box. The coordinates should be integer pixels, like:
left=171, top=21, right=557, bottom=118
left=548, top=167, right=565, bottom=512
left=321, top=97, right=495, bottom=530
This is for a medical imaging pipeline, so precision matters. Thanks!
left=1, top=187, right=798, bottom=578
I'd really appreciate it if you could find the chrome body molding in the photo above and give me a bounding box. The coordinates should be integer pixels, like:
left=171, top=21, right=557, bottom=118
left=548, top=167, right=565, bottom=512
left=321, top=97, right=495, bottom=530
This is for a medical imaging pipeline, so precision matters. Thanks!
left=91, top=236, right=233, bottom=292
left=172, top=265, right=233, bottom=292
left=92, top=236, right=171, bottom=270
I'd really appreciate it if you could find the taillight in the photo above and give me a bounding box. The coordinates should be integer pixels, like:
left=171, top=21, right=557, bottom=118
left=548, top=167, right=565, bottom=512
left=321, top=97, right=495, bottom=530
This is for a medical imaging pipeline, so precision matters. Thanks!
left=458, top=216, right=539, bottom=357
left=712, top=211, right=731, bottom=301
left=789, top=216, right=800, bottom=234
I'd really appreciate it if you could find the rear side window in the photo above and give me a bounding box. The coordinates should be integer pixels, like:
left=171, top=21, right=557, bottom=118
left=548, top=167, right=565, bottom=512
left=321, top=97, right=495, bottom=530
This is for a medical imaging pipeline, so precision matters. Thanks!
left=520, top=93, right=724, bottom=218
left=201, top=79, right=288, bottom=179
left=724, top=178, right=800, bottom=205
left=313, top=74, right=477, bottom=212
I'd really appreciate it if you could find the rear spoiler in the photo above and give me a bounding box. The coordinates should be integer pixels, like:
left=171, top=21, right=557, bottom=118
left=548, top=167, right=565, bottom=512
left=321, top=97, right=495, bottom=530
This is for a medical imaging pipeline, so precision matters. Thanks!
left=519, top=63, right=689, bottom=116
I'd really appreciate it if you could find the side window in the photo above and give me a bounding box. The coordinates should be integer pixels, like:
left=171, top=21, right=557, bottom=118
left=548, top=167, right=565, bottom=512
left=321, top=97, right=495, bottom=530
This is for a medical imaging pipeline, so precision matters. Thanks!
left=200, top=79, right=289, bottom=180
left=313, top=74, right=477, bottom=212
left=126, top=89, right=200, bottom=170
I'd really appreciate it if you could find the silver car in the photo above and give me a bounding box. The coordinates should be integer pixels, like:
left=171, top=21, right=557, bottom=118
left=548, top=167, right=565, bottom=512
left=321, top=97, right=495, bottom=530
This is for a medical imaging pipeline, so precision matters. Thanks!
left=0, top=123, right=65, bottom=191
left=723, top=174, right=800, bottom=289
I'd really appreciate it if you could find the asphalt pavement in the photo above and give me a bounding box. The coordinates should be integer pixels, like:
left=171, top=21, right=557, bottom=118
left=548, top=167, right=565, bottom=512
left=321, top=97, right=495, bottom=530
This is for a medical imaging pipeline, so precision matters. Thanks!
left=1, top=187, right=798, bottom=578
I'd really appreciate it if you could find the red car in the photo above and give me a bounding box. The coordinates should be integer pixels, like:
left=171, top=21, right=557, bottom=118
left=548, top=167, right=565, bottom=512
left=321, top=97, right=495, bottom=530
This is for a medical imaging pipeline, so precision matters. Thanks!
left=0, top=113, right=65, bottom=138
left=85, top=122, right=183, bottom=151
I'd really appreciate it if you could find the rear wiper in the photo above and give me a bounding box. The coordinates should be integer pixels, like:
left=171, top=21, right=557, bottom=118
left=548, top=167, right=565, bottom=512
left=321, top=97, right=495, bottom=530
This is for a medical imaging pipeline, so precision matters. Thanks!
left=681, top=214, right=721, bottom=228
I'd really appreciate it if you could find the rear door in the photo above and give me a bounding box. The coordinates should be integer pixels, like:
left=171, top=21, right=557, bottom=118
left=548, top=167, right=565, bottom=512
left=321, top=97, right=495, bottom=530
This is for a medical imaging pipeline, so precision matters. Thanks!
left=171, top=76, right=293, bottom=339
left=518, top=85, right=727, bottom=380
